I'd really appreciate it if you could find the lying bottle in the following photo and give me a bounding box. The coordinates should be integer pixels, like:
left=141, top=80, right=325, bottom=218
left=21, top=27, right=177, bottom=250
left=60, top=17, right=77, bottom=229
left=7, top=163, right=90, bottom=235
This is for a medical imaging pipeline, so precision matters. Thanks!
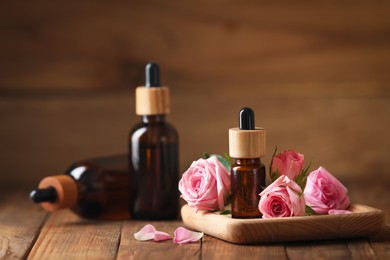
left=30, top=155, right=131, bottom=220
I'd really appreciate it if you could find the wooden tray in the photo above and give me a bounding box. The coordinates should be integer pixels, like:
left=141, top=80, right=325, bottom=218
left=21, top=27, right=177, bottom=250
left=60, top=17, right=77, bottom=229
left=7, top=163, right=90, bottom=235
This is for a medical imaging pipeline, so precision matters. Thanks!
left=181, top=204, right=385, bottom=244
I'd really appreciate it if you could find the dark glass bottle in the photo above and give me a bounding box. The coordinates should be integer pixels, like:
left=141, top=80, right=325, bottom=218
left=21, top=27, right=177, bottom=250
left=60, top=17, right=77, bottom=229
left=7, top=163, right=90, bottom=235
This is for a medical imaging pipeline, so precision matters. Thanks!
left=129, top=62, right=179, bottom=220
left=229, top=107, right=266, bottom=218
left=30, top=155, right=130, bottom=220
left=231, top=158, right=265, bottom=218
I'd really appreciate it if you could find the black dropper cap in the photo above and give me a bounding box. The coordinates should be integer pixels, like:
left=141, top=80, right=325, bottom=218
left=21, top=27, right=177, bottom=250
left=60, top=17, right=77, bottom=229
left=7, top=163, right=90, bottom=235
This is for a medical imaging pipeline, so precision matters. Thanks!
left=145, top=62, right=161, bottom=87
left=30, top=187, right=58, bottom=203
left=239, top=107, right=255, bottom=130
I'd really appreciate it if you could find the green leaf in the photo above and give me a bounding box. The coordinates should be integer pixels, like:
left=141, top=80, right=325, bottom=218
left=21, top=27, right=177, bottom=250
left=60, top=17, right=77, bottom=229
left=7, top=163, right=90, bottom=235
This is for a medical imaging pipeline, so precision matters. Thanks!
left=220, top=210, right=232, bottom=215
left=295, top=159, right=313, bottom=190
left=305, top=205, right=318, bottom=216
left=203, top=152, right=210, bottom=159
left=270, top=168, right=279, bottom=182
left=224, top=153, right=232, bottom=167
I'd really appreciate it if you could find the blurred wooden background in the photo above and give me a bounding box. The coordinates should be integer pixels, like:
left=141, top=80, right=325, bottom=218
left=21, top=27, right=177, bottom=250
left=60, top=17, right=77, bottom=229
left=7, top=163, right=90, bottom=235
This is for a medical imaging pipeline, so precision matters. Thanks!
left=0, top=0, right=389, bottom=195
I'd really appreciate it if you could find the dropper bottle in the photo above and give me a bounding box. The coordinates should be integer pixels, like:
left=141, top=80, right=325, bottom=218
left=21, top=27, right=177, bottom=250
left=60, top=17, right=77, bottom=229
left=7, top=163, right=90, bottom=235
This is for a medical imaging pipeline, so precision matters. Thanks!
left=229, top=107, right=266, bottom=218
left=128, top=62, right=179, bottom=220
left=30, top=155, right=130, bottom=220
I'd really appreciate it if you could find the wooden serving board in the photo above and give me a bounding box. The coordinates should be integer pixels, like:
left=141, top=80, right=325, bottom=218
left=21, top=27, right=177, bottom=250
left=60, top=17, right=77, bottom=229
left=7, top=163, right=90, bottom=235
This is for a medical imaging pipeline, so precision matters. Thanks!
left=181, top=204, right=385, bottom=244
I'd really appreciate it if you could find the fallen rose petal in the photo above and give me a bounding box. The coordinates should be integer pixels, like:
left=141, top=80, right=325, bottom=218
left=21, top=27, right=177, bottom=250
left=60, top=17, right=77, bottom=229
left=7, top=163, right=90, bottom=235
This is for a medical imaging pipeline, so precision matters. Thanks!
left=154, top=231, right=171, bottom=241
left=173, top=227, right=203, bottom=244
left=134, top=224, right=157, bottom=241
left=328, top=209, right=353, bottom=215
left=134, top=224, right=170, bottom=242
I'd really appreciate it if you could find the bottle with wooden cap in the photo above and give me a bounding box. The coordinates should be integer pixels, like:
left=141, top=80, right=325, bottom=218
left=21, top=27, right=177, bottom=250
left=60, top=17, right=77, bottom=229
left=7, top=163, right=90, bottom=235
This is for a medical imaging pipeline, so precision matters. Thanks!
left=128, top=62, right=179, bottom=220
left=229, top=107, right=266, bottom=218
left=30, top=155, right=130, bottom=220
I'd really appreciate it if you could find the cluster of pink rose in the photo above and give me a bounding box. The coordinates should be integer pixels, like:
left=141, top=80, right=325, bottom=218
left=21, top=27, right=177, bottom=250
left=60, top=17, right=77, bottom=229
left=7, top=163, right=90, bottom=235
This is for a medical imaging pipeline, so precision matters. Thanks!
left=179, top=149, right=351, bottom=218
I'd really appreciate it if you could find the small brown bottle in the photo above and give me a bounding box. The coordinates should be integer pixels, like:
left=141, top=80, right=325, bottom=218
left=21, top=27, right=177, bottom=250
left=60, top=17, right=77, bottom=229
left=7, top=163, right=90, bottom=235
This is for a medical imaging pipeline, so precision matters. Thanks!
left=229, top=107, right=266, bottom=218
left=30, top=155, right=130, bottom=220
left=128, top=62, right=179, bottom=220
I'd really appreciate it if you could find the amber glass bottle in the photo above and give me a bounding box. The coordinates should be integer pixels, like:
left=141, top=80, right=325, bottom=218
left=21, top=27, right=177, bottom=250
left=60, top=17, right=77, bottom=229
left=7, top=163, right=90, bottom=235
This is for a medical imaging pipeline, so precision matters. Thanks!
left=30, top=155, right=130, bottom=220
left=129, top=62, right=179, bottom=220
left=229, top=107, right=266, bottom=218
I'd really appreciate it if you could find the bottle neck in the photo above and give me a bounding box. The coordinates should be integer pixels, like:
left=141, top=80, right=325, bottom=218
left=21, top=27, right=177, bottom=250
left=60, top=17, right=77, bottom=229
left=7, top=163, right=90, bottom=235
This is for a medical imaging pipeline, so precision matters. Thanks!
left=233, top=158, right=262, bottom=166
left=141, top=114, right=166, bottom=124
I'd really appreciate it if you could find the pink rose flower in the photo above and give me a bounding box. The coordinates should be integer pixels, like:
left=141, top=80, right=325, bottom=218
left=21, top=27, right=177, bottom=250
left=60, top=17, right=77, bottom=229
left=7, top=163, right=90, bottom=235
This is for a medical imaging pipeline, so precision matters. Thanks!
left=259, top=175, right=306, bottom=218
left=304, top=167, right=350, bottom=214
left=179, top=156, right=230, bottom=211
left=271, top=150, right=304, bottom=180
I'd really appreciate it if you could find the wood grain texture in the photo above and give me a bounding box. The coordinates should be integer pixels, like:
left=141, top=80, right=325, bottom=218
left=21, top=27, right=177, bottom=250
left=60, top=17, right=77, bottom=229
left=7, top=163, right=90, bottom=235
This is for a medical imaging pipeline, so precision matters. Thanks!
left=28, top=210, right=122, bottom=260
left=229, top=127, right=266, bottom=158
left=117, top=221, right=201, bottom=259
left=0, top=191, right=47, bottom=259
left=181, top=204, right=384, bottom=244
left=136, top=86, right=170, bottom=115
left=0, top=189, right=389, bottom=259
left=285, top=237, right=378, bottom=260
left=0, top=1, right=390, bottom=95
left=0, top=94, right=389, bottom=185
left=369, top=226, right=390, bottom=260
left=286, top=240, right=352, bottom=260
left=202, top=235, right=287, bottom=259
left=347, top=239, right=377, bottom=259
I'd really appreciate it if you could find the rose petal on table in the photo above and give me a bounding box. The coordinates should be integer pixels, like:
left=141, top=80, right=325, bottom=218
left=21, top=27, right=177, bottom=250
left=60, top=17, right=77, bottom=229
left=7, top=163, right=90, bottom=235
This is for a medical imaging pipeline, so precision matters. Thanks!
left=134, top=224, right=157, bottom=241
left=173, top=227, right=203, bottom=244
left=154, top=231, right=171, bottom=241
left=328, top=209, right=353, bottom=215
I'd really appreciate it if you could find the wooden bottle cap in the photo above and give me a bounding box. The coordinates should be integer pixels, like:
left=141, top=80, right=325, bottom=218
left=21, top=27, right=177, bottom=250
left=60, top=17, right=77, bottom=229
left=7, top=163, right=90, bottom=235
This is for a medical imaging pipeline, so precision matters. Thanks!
left=38, top=175, right=78, bottom=212
left=135, top=86, right=170, bottom=115
left=229, top=127, right=266, bottom=158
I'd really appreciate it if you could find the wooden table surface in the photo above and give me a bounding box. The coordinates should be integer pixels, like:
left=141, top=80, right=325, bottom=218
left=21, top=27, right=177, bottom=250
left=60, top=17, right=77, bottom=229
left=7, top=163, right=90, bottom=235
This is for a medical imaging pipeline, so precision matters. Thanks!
left=1, top=189, right=389, bottom=260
